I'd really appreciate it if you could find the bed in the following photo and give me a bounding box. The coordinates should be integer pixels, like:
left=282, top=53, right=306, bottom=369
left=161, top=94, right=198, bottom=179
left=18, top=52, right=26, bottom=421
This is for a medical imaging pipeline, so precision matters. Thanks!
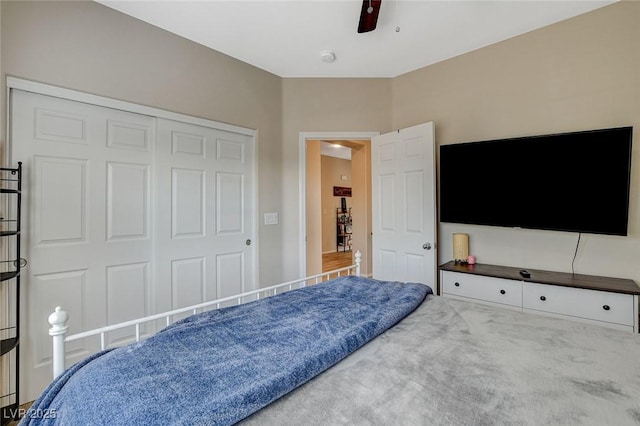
left=22, top=252, right=640, bottom=425
left=23, top=252, right=433, bottom=425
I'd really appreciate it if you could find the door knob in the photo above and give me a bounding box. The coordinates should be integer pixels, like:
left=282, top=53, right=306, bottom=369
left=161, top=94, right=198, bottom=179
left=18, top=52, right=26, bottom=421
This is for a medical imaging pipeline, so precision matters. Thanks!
left=246, top=239, right=252, bottom=246
left=423, top=242, right=431, bottom=250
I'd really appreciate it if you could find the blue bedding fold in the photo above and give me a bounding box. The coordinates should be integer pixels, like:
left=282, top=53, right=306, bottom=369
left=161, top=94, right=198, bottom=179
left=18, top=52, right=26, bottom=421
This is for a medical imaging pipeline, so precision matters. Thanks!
left=23, top=276, right=430, bottom=425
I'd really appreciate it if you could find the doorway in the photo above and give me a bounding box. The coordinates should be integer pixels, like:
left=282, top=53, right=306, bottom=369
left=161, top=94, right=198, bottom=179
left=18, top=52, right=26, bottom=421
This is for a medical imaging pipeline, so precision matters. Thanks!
left=299, top=132, right=378, bottom=279
left=320, top=142, right=353, bottom=276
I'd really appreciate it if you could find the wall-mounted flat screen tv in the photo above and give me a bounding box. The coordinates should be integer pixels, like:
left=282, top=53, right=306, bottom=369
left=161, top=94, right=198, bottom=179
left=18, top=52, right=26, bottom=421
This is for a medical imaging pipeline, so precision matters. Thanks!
left=439, top=126, right=633, bottom=236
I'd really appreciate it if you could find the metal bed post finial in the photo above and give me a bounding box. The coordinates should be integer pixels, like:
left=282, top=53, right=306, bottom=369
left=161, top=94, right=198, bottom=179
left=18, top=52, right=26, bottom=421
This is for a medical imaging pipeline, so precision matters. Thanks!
left=49, top=306, right=69, bottom=379
left=355, top=250, right=361, bottom=277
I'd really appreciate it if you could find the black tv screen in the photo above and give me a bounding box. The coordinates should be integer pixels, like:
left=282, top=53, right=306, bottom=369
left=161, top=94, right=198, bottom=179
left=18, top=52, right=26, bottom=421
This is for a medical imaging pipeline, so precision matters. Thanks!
left=439, top=127, right=633, bottom=236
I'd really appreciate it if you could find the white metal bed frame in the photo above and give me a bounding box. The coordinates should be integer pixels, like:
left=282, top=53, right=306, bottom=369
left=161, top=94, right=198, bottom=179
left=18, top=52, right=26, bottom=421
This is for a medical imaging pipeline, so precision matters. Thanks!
left=47, top=251, right=361, bottom=379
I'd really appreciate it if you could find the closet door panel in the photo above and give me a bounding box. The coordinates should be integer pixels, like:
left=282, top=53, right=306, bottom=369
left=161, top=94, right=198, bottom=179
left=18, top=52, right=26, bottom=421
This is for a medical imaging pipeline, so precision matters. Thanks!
left=11, top=90, right=155, bottom=402
left=155, top=119, right=256, bottom=315
left=106, top=162, right=149, bottom=240
left=11, top=88, right=257, bottom=403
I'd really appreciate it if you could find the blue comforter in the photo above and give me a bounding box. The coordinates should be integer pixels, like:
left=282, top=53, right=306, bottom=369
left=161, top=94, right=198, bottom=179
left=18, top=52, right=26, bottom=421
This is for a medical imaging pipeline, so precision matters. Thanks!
left=23, top=276, right=430, bottom=425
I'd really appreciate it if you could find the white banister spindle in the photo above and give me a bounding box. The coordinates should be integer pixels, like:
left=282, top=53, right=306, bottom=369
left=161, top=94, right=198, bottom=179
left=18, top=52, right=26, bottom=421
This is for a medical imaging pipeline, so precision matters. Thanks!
left=355, top=250, right=362, bottom=277
left=48, top=306, right=70, bottom=379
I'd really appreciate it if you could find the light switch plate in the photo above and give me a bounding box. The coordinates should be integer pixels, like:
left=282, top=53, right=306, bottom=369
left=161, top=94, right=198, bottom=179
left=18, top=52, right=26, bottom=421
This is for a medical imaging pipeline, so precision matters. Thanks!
left=264, top=212, right=278, bottom=225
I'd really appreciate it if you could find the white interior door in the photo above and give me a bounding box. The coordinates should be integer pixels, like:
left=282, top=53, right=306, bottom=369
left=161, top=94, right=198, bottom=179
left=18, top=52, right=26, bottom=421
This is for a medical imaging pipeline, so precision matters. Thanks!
left=155, top=119, right=256, bottom=317
left=11, top=90, right=156, bottom=401
left=371, top=122, right=437, bottom=286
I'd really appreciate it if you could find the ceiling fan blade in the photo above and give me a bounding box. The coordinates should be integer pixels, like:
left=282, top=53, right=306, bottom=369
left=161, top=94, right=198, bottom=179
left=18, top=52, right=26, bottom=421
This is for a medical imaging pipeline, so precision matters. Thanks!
left=357, top=0, right=382, bottom=33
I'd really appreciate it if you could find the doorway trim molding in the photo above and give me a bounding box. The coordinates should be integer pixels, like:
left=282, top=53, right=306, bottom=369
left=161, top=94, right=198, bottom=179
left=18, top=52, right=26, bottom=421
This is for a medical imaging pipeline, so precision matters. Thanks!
left=298, top=131, right=379, bottom=278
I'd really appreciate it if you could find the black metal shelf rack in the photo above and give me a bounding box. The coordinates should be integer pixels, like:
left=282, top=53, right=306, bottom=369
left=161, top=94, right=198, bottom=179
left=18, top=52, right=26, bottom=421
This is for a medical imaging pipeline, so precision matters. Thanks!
left=336, top=207, right=353, bottom=252
left=0, top=163, right=23, bottom=425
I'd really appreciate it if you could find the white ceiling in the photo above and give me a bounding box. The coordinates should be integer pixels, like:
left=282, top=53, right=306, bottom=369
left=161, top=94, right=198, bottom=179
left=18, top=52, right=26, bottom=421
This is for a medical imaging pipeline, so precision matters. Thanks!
left=321, top=141, right=352, bottom=159
left=98, top=0, right=614, bottom=78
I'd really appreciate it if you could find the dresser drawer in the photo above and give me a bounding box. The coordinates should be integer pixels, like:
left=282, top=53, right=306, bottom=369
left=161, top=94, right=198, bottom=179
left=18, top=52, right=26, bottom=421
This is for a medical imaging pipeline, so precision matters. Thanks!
left=442, top=271, right=522, bottom=307
left=523, top=282, right=635, bottom=326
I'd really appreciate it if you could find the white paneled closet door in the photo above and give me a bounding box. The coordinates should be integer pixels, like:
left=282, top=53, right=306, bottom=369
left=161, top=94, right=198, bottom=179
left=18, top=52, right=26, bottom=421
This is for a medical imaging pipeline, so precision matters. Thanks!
left=11, top=90, right=155, bottom=401
left=155, top=119, right=256, bottom=318
left=10, top=88, right=257, bottom=403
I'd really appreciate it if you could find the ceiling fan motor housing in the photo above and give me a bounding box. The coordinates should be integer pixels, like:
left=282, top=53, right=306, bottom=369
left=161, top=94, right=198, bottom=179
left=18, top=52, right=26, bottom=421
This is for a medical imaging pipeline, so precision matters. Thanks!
left=358, top=0, right=382, bottom=33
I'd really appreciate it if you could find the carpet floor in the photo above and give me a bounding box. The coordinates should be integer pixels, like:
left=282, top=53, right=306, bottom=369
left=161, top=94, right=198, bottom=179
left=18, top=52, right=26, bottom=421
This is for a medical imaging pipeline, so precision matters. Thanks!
left=243, top=295, right=640, bottom=425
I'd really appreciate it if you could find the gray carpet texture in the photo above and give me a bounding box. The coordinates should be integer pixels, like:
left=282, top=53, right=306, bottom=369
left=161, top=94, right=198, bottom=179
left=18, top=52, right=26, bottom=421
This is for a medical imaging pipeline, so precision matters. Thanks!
left=242, top=295, right=640, bottom=425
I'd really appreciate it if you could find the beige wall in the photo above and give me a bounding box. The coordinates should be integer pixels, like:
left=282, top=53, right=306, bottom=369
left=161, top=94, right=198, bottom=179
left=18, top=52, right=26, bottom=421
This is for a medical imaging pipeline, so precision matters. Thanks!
left=0, top=1, right=284, bottom=285
left=392, top=2, right=640, bottom=283
left=348, top=141, right=372, bottom=276
left=305, top=141, right=322, bottom=276
left=321, top=155, right=352, bottom=253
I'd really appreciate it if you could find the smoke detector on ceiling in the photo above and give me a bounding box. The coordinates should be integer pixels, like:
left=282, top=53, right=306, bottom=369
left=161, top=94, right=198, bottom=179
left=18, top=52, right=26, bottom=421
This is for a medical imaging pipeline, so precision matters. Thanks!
left=320, top=51, right=336, bottom=63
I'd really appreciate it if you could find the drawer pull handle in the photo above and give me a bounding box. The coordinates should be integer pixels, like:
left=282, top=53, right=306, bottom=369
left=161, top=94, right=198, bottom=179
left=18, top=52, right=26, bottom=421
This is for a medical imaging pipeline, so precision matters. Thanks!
left=603, top=305, right=610, bottom=311
left=500, top=289, right=506, bottom=295
left=454, top=282, right=460, bottom=287
left=540, top=296, right=546, bottom=301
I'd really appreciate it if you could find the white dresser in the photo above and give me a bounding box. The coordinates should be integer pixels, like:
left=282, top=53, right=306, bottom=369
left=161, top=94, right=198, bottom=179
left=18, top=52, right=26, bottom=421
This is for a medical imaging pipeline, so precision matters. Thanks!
left=440, top=261, right=640, bottom=333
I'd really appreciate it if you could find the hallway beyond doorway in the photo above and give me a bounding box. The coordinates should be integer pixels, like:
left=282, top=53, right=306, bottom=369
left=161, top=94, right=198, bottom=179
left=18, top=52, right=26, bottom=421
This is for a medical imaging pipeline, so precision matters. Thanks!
left=300, top=132, right=376, bottom=280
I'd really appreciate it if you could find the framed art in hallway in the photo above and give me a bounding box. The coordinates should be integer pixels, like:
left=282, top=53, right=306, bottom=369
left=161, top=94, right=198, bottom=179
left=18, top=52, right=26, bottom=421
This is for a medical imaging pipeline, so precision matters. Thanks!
left=333, top=186, right=351, bottom=197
